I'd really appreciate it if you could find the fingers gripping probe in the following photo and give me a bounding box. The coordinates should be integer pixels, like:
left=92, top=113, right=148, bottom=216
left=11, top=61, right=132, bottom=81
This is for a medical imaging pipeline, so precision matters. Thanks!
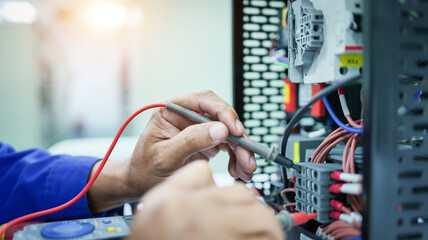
left=166, top=103, right=301, bottom=172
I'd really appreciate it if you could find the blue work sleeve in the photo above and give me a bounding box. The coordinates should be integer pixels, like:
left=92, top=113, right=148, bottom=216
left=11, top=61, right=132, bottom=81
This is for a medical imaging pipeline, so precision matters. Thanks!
left=0, top=142, right=103, bottom=224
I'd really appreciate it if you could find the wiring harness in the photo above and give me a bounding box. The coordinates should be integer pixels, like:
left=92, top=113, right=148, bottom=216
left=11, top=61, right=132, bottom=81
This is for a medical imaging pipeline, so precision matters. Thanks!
left=279, top=75, right=361, bottom=159
left=275, top=76, right=363, bottom=240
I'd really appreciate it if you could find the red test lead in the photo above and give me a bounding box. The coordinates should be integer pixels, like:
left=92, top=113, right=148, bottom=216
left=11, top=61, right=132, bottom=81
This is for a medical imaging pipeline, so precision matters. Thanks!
left=0, top=103, right=167, bottom=236
left=329, top=183, right=362, bottom=195
left=330, top=171, right=363, bottom=182
left=292, top=212, right=318, bottom=226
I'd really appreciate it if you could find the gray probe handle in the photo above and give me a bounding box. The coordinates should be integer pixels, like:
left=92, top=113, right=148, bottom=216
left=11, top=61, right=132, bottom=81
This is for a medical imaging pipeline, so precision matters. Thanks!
left=276, top=210, right=294, bottom=231
left=166, top=103, right=277, bottom=162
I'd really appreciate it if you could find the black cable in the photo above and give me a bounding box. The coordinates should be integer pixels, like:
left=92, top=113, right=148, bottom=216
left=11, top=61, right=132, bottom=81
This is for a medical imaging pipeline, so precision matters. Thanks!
left=280, top=75, right=361, bottom=158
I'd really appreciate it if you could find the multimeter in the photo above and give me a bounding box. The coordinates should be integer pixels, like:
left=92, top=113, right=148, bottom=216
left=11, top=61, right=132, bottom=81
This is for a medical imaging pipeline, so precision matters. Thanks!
left=13, top=216, right=132, bottom=240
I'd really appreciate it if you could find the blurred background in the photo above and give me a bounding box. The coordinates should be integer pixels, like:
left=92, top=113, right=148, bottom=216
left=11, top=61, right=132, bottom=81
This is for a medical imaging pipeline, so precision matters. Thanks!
left=0, top=0, right=233, bottom=173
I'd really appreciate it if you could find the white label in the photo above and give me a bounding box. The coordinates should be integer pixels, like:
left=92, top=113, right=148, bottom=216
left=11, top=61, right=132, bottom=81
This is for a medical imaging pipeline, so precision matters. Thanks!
left=298, top=84, right=313, bottom=107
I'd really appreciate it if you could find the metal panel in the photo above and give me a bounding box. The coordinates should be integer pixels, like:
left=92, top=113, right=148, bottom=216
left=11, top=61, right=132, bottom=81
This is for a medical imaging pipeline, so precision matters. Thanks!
left=233, top=0, right=287, bottom=192
left=363, top=0, right=428, bottom=239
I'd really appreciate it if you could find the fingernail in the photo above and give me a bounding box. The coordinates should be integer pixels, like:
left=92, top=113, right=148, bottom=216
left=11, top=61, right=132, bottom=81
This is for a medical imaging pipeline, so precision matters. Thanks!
left=210, top=123, right=228, bottom=142
left=235, top=119, right=245, bottom=135
left=249, top=155, right=256, bottom=169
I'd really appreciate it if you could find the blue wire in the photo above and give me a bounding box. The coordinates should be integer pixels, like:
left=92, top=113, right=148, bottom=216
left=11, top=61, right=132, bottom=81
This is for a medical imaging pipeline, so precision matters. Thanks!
left=347, top=237, right=362, bottom=240
left=322, top=96, right=364, bottom=134
left=413, top=90, right=422, bottom=100
left=269, top=52, right=289, bottom=65
left=276, top=57, right=289, bottom=65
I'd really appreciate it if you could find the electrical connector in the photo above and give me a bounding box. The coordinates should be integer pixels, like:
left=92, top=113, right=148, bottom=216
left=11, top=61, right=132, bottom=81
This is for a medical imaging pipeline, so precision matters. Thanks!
left=329, top=199, right=362, bottom=224
left=350, top=212, right=362, bottom=223
left=329, top=211, right=354, bottom=224
left=294, top=162, right=342, bottom=222
left=330, top=171, right=362, bottom=182
left=329, top=183, right=362, bottom=195
left=330, top=199, right=345, bottom=212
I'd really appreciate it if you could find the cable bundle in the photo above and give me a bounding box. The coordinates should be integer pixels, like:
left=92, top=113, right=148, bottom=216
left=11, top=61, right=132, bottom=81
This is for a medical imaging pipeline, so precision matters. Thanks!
left=273, top=77, right=363, bottom=239
left=309, top=87, right=363, bottom=239
left=343, top=134, right=362, bottom=214
left=313, top=85, right=364, bottom=213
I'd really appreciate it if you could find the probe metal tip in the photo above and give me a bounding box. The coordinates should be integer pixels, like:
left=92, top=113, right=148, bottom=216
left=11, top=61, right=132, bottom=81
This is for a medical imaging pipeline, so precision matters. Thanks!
left=273, top=154, right=302, bottom=172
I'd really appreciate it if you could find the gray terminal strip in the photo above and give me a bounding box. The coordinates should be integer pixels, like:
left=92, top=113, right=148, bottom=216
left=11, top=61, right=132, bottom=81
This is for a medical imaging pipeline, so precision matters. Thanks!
left=13, top=216, right=132, bottom=240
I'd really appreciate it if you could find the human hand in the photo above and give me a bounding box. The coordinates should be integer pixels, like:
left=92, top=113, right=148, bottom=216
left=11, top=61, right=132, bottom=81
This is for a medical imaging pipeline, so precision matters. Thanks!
left=126, top=90, right=256, bottom=196
left=129, top=161, right=284, bottom=240
left=86, top=90, right=256, bottom=214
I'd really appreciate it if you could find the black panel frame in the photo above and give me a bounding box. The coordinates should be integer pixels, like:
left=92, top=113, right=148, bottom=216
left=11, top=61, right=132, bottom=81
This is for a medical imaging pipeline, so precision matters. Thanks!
left=363, top=0, right=428, bottom=239
left=233, top=0, right=245, bottom=119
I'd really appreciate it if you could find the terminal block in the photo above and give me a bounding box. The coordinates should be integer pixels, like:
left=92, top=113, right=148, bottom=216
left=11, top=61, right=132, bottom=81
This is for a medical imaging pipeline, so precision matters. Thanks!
left=294, top=162, right=342, bottom=223
left=288, top=0, right=364, bottom=84
left=292, top=0, right=324, bottom=67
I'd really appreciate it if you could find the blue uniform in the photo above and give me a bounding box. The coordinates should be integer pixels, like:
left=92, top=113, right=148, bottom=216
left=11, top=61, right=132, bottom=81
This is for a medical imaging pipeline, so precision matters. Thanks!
left=0, top=142, right=102, bottom=224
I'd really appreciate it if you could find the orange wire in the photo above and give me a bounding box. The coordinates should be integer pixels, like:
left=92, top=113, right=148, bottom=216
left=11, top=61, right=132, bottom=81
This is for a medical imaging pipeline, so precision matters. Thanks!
left=0, top=103, right=167, bottom=236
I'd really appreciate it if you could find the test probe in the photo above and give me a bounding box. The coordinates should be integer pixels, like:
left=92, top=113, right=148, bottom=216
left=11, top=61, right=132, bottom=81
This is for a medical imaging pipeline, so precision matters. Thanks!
left=166, top=103, right=302, bottom=172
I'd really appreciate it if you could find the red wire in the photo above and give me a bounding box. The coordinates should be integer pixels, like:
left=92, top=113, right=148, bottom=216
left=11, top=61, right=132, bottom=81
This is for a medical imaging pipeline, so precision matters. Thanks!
left=0, top=103, right=167, bottom=236
left=345, top=115, right=363, bottom=128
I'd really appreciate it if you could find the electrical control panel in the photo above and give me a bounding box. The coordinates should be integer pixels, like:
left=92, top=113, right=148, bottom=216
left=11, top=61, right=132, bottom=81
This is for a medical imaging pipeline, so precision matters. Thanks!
left=288, top=0, right=363, bottom=83
left=235, top=0, right=428, bottom=238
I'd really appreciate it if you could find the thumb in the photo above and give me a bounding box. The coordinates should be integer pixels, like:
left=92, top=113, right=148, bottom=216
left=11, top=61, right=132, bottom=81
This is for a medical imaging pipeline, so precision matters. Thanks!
left=164, top=121, right=229, bottom=164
